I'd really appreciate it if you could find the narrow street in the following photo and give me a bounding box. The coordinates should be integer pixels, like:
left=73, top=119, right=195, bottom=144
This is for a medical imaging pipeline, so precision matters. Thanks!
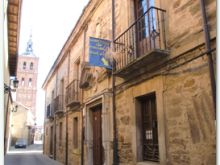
left=5, top=144, right=62, bottom=165
left=5, top=153, right=63, bottom=165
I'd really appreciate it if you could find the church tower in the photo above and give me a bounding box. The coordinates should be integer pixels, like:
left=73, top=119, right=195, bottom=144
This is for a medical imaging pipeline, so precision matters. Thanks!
left=16, top=34, right=39, bottom=117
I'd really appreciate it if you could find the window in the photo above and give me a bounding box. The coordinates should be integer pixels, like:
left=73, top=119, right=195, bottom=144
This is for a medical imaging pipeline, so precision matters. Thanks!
left=59, top=122, right=63, bottom=146
left=28, top=78, right=32, bottom=87
left=74, top=59, right=80, bottom=80
left=23, top=62, right=26, bottom=69
left=136, top=93, right=159, bottom=162
left=47, top=104, right=51, bottom=118
left=30, top=62, right=33, bottom=70
left=21, top=78, right=25, bottom=86
left=73, top=117, right=78, bottom=148
left=136, top=0, right=155, bottom=40
left=50, top=126, right=54, bottom=155
left=60, top=79, right=64, bottom=109
left=135, top=0, right=161, bottom=55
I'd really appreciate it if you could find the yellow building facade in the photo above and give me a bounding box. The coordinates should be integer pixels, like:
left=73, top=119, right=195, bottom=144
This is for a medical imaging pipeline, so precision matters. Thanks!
left=10, top=102, right=35, bottom=146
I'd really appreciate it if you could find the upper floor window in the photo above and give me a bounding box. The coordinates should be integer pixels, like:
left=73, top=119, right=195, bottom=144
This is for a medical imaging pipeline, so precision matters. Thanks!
left=60, top=79, right=64, bottom=95
left=74, top=58, right=80, bottom=80
left=52, top=90, right=55, bottom=99
left=21, top=78, right=25, bottom=86
left=136, top=0, right=155, bottom=40
left=28, top=78, right=32, bottom=87
left=23, top=62, right=26, bottom=70
left=30, top=62, right=33, bottom=70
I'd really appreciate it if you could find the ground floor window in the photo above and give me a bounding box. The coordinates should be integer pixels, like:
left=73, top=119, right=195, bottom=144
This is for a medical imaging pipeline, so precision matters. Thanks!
left=73, top=117, right=78, bottom=148
left=59, top=122, right=62, bottom=146
left=50, top=126, right=53, bottom=155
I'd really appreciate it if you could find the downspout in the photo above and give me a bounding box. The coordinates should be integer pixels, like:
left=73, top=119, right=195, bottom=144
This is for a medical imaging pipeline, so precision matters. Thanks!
left=65, top=51, right=70, bottom=165
left=54, top=72, right=58, bottom=160
left=112, top=0, right=118, bottom=164
left=53, top=115, right=56, bottom=159
left=81, top=25, right=87, bottom=165
left=199, top=0, right=216, bottom=114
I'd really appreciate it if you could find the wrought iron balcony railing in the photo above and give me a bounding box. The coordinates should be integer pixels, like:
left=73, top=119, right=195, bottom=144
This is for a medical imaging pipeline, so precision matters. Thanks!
left=65, top=79, right=80, bottom=107
left=54, top=95, right=64, bottom=113
left=114, top=7, right=167, bottom=75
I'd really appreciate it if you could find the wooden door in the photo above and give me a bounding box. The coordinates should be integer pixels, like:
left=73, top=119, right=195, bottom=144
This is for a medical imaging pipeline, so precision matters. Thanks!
left=50, top=126, right=53, bottom=156
left=135, top=0, right=157, bottom=56
left=92, top=105, right=103, bottom=165
left=140, top=93, right=159, bottom=161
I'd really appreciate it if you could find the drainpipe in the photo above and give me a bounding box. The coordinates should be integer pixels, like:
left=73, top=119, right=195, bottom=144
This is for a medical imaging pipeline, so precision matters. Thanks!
left=53, top=116, right=57, bottom=160
left=199, top=0, right=216, bottom=114
left=81, top=26, right=87, bottom=165
left=65, top=51, right=70, bottom=165
left=54, top=73, right=58, bottom=160
left=80, top=108, right=85, bottom=165
left=112, top=0, right=118, bottom=164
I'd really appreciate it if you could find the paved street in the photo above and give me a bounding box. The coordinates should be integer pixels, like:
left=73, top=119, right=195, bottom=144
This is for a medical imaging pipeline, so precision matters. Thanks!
left=8, top=144, right=43, bottom=153
left=5, top=153, right=63, bottom=165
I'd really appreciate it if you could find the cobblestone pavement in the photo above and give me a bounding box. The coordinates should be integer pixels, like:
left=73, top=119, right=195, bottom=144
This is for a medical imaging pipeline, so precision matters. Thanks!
left=5, top=153, right=63, bottom=165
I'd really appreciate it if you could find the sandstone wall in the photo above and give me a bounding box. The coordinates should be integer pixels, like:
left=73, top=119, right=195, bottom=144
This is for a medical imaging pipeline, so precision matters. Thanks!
left=165, top=0, right=216, bottom=57
left=163, top=53, right=216, bottom=165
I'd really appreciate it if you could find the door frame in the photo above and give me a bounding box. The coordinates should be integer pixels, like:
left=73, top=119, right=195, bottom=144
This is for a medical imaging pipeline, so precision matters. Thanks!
left=84, top=92, right=113, bottom=165
left=50, top=125, right=54, bottom=157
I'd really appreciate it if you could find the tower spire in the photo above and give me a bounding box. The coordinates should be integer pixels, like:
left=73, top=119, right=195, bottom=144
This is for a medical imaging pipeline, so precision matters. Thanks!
left=24, top=33, right=34, bottom=55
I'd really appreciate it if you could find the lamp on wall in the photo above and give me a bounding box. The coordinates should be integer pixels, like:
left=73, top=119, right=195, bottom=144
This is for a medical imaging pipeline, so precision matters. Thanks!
left=4, top=78, right=19, bottom=94
left=11, top=105, right=18, bottom=112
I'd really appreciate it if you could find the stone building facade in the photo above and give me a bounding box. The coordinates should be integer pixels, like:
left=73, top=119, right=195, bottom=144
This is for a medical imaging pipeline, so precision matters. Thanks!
left=43, top=0, right=216, bottom=165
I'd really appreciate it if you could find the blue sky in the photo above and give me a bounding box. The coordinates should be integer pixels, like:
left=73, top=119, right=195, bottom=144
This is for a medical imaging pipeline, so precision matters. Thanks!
left=19, top=0, right=89, bottom=125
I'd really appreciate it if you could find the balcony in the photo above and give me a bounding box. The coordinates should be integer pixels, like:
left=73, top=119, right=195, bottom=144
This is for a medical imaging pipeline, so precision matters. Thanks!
left=46, top=104, right=54, bottom=119
left=65, top=79, right=80, bottom=107
left=113, top=7, right=169, bottom=78
left=54, top=95, right=64, bottom=114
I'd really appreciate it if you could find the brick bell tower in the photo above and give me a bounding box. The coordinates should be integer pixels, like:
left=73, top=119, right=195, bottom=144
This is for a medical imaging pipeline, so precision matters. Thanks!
left=16, top=34, right=39, bottom=118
